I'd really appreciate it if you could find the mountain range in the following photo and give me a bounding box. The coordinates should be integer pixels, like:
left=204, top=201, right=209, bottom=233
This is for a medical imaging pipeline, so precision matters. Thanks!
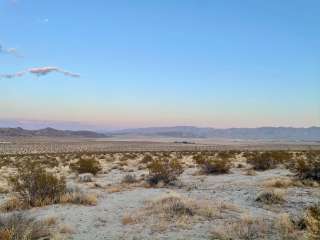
left=0, top=127, right=107, bottom=138
left=111, top=126, right=320, bottom=140
left=1, top=126, right=319, bottom=141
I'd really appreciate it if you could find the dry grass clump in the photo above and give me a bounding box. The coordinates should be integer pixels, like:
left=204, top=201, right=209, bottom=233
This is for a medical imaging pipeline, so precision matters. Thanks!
left=304, top=203, right=320, bottom=239
left=211, top=213, right=304, bottom=240
left=0, top=213, right=53, bottom=240
left=263, top=177, right=294, bottom=188
left=7, top=164, right=66, bottom=209
left=59, top=190, right=97, bottom=206
left=245, top=169, right=257, bottom=176
left=211, top=214, right=270, bottom=240
left=70, top=158, right=102, bottom=175
left=194, top=153, right=231, bottom=174
left=293, top=151, right=320, bottom=182
left=146, top=158, right=183, bottom=186
left=123, top=193, right=230, bottom=231
left=121, top=174, right=138, bottom=184
left=277, top=213, right=305, bottom=240
left=256, top=188, right=285, bottom=205
left=0, top=197, right=23, bottom=212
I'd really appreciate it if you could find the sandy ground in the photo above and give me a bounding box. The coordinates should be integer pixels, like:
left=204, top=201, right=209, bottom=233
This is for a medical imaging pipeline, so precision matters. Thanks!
left=0, top=152, right=319, bottom=239
left=1, top=136, right=320, bottom=154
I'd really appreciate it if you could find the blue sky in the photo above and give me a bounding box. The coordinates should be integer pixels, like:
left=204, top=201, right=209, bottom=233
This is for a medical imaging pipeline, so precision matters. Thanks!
left=1, top=0, right=319, bottom=129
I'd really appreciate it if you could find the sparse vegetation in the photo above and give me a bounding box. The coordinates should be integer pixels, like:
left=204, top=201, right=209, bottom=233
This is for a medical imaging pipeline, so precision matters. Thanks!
left=140, top=154, right=153, bottom=164
left=0, top=213, right=53, bottom=240
left=256, top=188, right=285, bottom=204
left=247, top=151, right=283, bottom=171
left=194, top=153, right=231, bottom=174
left=8, top=163, right=66, bottom=208
left=70, top=158, right=102, bottom=175
left=123, top=192, right=231, bottom=231
left=263, top=177, right=294, bottom=188
left=121, top=174, right=138, bottom=184
left=0, top=149, right=319, bottom=239
left=60, top=189, right=98, bottom=206
left=304, top=203, right=320, bottom=239
left=211, top=214, right=270, bottom=240
left=147, top=158, right=183, bottom=185
left=293, top=151, right=320, bottom=181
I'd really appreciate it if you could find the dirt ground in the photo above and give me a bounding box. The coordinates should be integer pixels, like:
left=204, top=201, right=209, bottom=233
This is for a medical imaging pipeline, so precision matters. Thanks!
left=0, top=149, right=319, bottom=239
left=1, top=136, right=320, bottom=154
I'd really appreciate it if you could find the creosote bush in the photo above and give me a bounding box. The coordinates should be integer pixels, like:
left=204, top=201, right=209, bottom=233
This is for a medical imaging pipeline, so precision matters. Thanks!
left=304, top=203, right=320, bottom=239
left=247, top=152, right=283, bottom=171
left=147, top=158, right=183, bottom=185
left=140, top=154, right=153, bottom=164
left=194, top=154, right=231, bottom=174
left=294, top=151, right=320, bottom=181
left=9, top=163, right=66, bottom=208
left=0, top=213, right=52, bottom=240
left=70, top=158, right=102, bottom=175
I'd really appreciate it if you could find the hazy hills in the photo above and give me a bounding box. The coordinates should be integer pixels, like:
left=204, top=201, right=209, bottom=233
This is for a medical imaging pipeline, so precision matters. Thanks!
left=112, top=126, right=320, bottom=141
left=0, top=126, right=319, bottom=141
left=0, top=127, right=107, bottom=138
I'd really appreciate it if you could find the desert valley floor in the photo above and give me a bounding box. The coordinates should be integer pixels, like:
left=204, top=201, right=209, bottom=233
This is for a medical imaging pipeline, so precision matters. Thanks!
left=0, top=138, right=319, bottom=239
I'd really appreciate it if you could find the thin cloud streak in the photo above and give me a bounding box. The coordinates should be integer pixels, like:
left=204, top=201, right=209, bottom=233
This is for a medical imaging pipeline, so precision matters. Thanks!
left=0, top=44, right=22, bottom=58
left=0, top=67, right=80, bottom=79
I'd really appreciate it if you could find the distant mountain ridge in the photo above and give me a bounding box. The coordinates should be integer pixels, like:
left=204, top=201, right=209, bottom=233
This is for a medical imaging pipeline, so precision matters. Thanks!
left=0, top=127, right=108, bottom=138
left=1, top=126, right=320, bottom=140
left=112, top=126, right=320, bottom=140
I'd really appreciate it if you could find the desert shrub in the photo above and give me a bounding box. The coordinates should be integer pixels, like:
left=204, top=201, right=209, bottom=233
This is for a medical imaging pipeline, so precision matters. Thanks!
left=217, top=151, right=235, bottom=160
left=247, top=152, right=282, bottom=171
left=59, top=190, right=97, bottom=206
left=124, top=193, right=221, bottom=230
left=255, top=189, right=285, bottom=205
left=140, top=154, right=153, bottom=164
left=70, top=158, right=102, bottom=175
left=121, top=174, right=137, bottom=184
left=293, top=151, right=320, bottom=181
left=147, top=158, right=183, bottom=185
left=120, top=153, right=136, bottom=162
left=0, top=213, right=51, bottom=240
left=304, top=203, right=320, bottom=239
left=9, top=164, right=66, bottom=208
left=263, top=177, right=293, bottom=188
left=194, top=154, right=231, bottom=174
left=211, top=215, right=269, bottom=240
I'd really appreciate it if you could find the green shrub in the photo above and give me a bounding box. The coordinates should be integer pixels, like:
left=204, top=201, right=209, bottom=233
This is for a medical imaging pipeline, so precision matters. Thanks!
left=147, top=158, right=183, bottom=185
left=194, top=154, right=231, bottom=174
left=247, top=152, right=280, bottom=171
left=9, top=163, right=66, bottom=208
left=293, top=151, right=320, bottom=181
left=140, top=154, right=153, bottom=164
left=70, top=158, right=102, bottom=175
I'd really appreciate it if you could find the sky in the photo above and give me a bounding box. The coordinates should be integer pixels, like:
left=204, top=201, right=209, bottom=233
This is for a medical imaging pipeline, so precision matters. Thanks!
left=0, top=0, right=319, bottom=129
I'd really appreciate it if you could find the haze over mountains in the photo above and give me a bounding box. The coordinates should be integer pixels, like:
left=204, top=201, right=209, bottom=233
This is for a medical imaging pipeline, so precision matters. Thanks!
left=0, top=127, right=107, bottom=138
left=0, top=126, right=319, bottom=141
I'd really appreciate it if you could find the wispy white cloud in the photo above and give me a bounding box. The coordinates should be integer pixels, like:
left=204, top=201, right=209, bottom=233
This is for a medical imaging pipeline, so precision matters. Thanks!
left=0, top=66, right=80, bottom=79
left=0, top=44, right=22, bottom=58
